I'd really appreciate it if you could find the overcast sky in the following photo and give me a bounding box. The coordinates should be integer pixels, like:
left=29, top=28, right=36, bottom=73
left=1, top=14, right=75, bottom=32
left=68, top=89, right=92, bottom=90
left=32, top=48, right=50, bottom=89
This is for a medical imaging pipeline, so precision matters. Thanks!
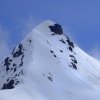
left=0, top=0, right=100, bottom=60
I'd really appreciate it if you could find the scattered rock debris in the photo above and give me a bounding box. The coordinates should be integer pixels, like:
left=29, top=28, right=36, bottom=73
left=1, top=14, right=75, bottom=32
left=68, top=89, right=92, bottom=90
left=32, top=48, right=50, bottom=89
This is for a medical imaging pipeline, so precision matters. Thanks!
left=2, top=80, right=14, bottom=89
left=60, top=50, right=63, bottom=52
left=59, top=39, right=66, bottom=44
left=69, top=55, right=78, bottom=70
left=50, top=50, right=57, bottom=58
left=43, top=73, right=53, bottom=82
left=54, top=54, right=57, bottom=58
left=12, top=44, right=24, bottom=58
left=47, top=73, right=53, bottom=82
left=28, top=39, right=32, bottom=43
left=50, top=50, right=54, bottom=53
left=4, top=57, right=11, bottom=72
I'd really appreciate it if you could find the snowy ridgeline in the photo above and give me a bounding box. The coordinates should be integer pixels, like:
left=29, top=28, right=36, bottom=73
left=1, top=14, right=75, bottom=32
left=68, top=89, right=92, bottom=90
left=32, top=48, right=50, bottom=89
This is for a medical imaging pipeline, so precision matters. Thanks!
left=0, top=20, right=100, bottom=100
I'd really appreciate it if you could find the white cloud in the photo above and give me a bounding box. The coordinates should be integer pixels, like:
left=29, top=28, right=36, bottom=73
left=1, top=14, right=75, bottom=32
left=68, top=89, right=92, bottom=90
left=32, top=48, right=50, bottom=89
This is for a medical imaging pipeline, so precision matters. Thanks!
left=89, top=45, right=100, bottom=61
left=0, top=26, right=10, bottom=62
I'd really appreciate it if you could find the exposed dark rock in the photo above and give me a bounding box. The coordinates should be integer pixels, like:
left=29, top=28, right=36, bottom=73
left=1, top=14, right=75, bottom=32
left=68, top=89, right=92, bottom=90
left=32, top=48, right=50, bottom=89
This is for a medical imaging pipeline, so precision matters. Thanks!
left=59, top=39, right=66, bottom=44
left=15, top=80, right=19, bottom=85
left=69, top=63, right=77, bottom=70
left=48, top=76, right=53, bottom=82
left=64, top=37, right=74, bottom=52
left=51, top=33, right=55, bottom=35
left=15, top=74, right=18, bottom=77
left=54, top=54, right=57, bottom=58
left=60, top=50, right=63, bottom=52
left=28, top=39, right=32, bottom=43
left=21, top=54, right=24, bottom=61
left=71, top=59, right=77, bottom=64
left=69, top=55, right=77, bottom=64
left=47, top=73, right=53, bottom=82
left=68, top=47, right=73, bottom=52
left=18, top=70, right=23, bottom=76
left=50, top=50, right=54, bottom=53
left=49, top=24, right=63, bottom=35
left=7, top=78, right=10, bottom=82
left=50, top=50, right=57, bottom=58
left=19, top=61, right=23, bottom=67
left=2, top=80, right=14, bottom=89
left=4, top=57, right=11, bottom=72
left=10, top=68, right=13, bottom=71
left=13, top=63, right=16, bottom=66
left=69, top=55, right=74, bottom=58
left=71, top=63, right=77, bottom=69
left=66, top=38, right=74, bottom=48
left=9, top=59, right=12, bottom=62
left=14, top=67, right=17, bottom=72
left=69, top=55, right=78, bottom=69
left=13, top=44, right=24, bottom=58
left=64, top=34, right=69, bottom=39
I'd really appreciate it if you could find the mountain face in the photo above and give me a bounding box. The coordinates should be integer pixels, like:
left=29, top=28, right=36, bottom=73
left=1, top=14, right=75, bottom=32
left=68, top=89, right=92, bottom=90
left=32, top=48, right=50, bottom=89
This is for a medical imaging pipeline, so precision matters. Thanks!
left=0, top=20, right=100, bottom=100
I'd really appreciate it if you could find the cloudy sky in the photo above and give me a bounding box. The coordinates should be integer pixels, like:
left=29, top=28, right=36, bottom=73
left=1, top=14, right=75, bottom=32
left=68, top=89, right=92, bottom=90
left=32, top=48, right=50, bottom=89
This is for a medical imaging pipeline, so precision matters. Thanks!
left=0, top=0, right=100, bottom=60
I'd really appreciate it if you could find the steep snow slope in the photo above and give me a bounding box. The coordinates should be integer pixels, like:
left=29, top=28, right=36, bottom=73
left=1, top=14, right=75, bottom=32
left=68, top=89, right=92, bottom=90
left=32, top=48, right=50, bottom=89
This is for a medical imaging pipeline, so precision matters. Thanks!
left=0, top=20, right=100, bottom=100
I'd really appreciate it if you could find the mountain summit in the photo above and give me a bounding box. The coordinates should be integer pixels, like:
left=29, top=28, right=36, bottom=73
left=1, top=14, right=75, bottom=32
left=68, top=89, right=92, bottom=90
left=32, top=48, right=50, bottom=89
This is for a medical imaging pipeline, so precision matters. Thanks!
left=0, top=20, right=100, bottom=100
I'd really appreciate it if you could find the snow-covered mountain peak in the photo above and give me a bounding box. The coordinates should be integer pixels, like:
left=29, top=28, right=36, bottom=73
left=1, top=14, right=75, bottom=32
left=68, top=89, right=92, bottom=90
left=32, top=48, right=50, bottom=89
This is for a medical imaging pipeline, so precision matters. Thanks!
left=0, top=20, right=75, bottom=90
left=33, top=20, right=63, bottom=36
left=34, top=20, right=55, bottom=31
left=0, top=20, right=100, bottom=100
